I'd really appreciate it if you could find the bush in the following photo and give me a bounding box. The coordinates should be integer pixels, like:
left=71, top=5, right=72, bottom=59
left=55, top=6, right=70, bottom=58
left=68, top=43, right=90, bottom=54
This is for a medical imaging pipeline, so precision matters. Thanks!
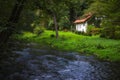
left=33, top=26, right=45, bottom=35
left=96, top=44, right=105, bottom=49
left=50, top=34, right=55, bottom=38
left=114, top=26, right=120, bottom=39
left=100, top=22, right=120, bottom=39
left=86, top=25, right=101, bottom=36
left=75, top=31, right=84, bottom=35
left=114, top=31, right=120, bottom=39
left=91, top=27, right=101, bottom=35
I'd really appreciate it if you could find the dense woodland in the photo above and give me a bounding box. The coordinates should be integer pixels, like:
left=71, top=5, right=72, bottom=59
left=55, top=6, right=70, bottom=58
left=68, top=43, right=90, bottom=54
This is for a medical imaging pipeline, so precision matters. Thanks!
left=0, top=0, right=120, bottom=55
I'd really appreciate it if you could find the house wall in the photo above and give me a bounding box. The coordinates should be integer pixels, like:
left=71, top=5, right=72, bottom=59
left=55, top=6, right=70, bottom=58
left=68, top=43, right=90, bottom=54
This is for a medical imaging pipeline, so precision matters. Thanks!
left=76, top=22, right=88, bottom=33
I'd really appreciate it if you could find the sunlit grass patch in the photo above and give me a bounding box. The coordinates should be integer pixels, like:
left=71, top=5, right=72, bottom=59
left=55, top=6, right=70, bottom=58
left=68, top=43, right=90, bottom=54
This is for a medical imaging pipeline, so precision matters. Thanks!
left=15, top=30, right=120, bottom=61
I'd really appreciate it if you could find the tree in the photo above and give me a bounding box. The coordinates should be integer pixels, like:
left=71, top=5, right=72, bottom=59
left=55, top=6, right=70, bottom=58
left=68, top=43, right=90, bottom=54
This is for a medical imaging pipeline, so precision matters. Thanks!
left=64, top=0, right=93, bottom=31
left=85, top=0, right=120, bottom=39
left=35, top=0, right=69, bottom=38
left=0, top=0, right=27, bottom=48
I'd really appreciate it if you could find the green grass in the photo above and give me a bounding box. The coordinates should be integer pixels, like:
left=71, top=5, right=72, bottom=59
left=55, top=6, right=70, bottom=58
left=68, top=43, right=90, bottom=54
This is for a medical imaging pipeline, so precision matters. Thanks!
left=15, top=30, right=120, bottom=61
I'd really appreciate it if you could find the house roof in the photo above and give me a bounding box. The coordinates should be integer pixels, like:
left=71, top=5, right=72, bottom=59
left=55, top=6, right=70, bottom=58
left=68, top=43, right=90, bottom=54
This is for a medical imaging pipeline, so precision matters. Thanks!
left=74, top=14, right=92, bottom=24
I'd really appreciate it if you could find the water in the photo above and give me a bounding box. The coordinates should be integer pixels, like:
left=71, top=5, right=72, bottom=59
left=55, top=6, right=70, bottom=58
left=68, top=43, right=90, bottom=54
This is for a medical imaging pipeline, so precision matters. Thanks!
left=0, top=47, right=120, bottom=80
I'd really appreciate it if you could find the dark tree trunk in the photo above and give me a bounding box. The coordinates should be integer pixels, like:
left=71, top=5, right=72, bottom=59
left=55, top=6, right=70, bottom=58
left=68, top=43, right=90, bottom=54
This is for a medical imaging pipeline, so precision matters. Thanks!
left=0, top=0, right=26, bottom=47
left=53, top=13, right=59, bottom=39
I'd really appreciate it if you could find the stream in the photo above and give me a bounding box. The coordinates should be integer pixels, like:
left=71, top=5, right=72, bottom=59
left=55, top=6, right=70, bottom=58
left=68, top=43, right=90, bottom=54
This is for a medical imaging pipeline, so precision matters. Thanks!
left=0, top=44, right=120, bottom=80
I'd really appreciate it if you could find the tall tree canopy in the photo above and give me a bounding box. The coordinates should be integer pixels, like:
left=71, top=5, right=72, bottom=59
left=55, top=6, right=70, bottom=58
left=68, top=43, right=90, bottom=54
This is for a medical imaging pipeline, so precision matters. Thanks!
left=0, top=0, right=27, bottom=48
left=85, top=0, right=120, bottom=39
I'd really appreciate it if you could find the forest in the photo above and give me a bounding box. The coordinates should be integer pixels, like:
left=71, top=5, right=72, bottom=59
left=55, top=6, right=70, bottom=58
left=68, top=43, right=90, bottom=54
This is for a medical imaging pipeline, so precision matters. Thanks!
left=0, top=0, right=120, bottom=80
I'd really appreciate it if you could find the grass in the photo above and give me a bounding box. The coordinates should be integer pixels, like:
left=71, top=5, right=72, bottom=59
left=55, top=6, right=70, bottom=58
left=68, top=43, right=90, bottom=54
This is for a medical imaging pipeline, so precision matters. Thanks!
left=15, top=30, right=120, bottom=61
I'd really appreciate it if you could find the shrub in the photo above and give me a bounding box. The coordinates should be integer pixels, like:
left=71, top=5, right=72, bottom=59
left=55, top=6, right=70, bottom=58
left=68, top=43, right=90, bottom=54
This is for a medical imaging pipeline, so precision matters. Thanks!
left=76, top=31, right=84, bottom=35
left=114, top=26, right=120, bottom=39
left=114, top=31, right=120, bottom=39
left=86, top=25, right=101, bottom=36
left=100, top=22, right=120, bottom=39
left=91, top=28, right=101, bottom=35
left=50, top=34, right=55, bottom=38
left=96, top=44, right=105, bottom=49
left=33, top=26, right=45, bottom=35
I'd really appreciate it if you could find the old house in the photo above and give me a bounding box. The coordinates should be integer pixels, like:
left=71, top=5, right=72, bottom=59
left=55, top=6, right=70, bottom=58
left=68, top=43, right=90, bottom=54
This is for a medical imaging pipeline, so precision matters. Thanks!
left=74, top=14, right=92, bottom=33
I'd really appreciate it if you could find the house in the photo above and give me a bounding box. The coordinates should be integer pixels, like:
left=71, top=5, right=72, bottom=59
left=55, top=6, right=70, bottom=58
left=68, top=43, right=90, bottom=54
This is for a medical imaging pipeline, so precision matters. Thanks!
left=74, top=14, right=92, bottom=33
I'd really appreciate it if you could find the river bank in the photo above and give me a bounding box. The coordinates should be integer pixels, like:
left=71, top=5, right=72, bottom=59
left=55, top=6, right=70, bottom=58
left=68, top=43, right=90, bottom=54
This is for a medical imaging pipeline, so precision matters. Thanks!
left=14, top=30, right=120, bottom=61
left=0, top=43, right=120, bottom=80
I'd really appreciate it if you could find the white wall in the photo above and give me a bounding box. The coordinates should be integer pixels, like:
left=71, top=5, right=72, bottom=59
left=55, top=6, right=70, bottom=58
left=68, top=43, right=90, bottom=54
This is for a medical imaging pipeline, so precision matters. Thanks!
left=76, top=22, right=88, bottom=33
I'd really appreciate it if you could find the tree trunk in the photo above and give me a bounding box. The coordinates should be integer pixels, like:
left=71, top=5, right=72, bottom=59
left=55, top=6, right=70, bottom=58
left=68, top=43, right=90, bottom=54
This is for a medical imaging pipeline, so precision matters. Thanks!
left=53, top=13, right=59, bottom=39
left=0, top=0, right=26, bottom=47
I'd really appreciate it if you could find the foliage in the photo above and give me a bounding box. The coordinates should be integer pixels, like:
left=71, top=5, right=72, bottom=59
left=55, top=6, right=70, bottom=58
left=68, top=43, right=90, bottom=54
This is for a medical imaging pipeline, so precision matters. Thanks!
left=85, top=0, right=120, bottom=39
left=0, top=0, right=120, bottom=62
left=101, top=22, right=120, bottom=39
left=0, top=0, right=94, bottom=38
left=33, top=26, right=45, bottom=35
left=84, top=0, right=106, bottom=16
left=66, top=0, right=93, bottom=22
left=114, top=25, right=120, bottom=39
left=86, top=25, right=101, bottom=36
left=0, top=0, right=15, bottom=23
left=16, top=30, right=120, bottom=61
